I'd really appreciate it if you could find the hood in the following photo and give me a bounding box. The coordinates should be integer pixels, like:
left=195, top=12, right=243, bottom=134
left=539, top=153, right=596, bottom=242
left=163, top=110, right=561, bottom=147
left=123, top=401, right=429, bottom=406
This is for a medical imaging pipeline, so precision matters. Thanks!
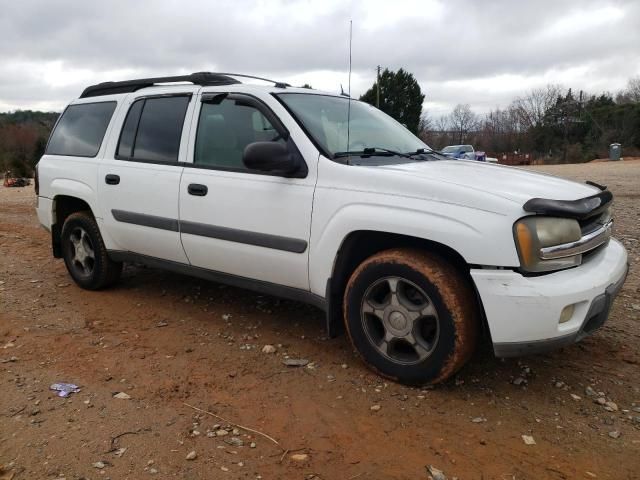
left=374, top=159, right=599, bottom=205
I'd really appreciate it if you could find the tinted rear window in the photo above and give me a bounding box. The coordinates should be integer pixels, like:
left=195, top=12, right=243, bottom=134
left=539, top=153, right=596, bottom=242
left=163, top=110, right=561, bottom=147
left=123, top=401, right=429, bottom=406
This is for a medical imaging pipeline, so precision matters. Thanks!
left=116, top=96, right=190, bottom=163
left=46, top=102, right=116, bottom=157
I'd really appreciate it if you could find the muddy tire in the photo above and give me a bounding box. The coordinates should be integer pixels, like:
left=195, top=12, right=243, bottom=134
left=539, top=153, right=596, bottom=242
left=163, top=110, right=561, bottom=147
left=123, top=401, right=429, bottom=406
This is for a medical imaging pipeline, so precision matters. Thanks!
left=343, top=248, right=478, bottom=385
left=61, top=211, right=122, bottom=290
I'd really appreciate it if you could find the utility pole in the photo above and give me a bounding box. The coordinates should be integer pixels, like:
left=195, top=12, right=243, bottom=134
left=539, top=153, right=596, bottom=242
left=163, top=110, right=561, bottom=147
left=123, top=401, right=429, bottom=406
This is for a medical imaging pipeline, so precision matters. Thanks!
left=376, top=65, right=381, bottom=108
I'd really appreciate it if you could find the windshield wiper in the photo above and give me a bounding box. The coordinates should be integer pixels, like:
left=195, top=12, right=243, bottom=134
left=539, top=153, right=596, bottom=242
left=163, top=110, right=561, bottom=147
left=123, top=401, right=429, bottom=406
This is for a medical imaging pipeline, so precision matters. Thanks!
left=403, top=148, right=441, bottom=156
left=403, top=148, right=449, bottom=159
left=334, top=147, right=414, bottom=159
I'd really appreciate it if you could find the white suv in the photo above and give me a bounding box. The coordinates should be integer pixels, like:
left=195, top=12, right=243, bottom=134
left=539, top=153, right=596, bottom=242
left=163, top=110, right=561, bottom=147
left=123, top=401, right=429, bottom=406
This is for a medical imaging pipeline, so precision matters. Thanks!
left=35, top=72, right=628, bottom=385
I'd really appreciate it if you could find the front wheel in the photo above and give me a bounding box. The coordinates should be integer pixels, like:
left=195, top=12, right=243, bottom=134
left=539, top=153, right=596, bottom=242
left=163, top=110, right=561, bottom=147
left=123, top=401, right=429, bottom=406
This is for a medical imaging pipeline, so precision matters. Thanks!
left=61, top=211, right=122, bottom=290
left=343, top=248, right=478, bottom=385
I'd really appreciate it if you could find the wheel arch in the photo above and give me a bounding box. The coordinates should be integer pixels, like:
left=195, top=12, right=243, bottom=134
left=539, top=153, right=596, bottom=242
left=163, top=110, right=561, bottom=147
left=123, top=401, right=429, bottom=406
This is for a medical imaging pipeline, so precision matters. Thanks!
left=51, top=195, right=95, bottom=258
left=324, top=230, right=487, bottom=338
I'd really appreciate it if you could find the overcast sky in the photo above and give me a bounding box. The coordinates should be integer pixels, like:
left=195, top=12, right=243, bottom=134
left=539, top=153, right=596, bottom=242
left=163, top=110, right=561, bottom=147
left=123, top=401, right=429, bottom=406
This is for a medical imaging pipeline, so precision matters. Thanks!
left=1, top=0, right=639, bottom=117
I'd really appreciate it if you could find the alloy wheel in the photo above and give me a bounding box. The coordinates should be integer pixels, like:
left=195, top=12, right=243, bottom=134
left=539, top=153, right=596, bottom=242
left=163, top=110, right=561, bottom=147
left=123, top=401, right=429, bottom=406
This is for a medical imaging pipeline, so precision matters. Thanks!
left=68, top=226, right=96, bottom=277
left=361, top=276, right=440, bottom=365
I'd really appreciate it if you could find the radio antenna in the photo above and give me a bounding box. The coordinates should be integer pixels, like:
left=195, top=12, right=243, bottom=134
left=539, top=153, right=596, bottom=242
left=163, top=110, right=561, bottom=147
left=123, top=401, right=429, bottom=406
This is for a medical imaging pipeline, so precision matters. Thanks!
left=346, top=20, right=353, bottom=151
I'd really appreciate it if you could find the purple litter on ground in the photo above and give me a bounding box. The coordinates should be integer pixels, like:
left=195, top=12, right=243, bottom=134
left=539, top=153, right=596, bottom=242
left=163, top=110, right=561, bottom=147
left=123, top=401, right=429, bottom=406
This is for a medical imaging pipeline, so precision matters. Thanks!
left=50, top=383, right=81, bottom=397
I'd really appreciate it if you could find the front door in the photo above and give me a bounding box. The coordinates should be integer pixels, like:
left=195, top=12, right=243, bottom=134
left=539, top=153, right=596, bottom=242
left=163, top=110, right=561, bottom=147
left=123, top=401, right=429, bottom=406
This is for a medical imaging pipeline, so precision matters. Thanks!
left=179, top=93, right=314, bottom=290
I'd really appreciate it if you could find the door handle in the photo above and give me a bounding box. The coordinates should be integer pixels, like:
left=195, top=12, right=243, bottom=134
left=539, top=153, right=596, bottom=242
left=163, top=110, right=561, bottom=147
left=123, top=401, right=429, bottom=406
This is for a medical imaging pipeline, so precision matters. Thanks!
left=188, top=184, right=208, bottom=196
left=105, top=174, right=120, bottom=185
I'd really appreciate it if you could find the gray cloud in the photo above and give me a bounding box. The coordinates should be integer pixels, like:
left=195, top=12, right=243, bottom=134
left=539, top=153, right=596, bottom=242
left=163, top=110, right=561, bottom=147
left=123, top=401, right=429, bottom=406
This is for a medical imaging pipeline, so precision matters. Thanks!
left=1, top=0, right=638, bottom=115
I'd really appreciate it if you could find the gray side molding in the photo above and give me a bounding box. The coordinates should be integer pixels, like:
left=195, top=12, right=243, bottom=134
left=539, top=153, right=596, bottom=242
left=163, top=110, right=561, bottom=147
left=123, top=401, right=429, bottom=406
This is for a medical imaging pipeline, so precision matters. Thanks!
left=112, top=210, right=179, bottom=232
left=110, top=209, right=307, bottom=253
left=180, top=220, right=307, bottom=253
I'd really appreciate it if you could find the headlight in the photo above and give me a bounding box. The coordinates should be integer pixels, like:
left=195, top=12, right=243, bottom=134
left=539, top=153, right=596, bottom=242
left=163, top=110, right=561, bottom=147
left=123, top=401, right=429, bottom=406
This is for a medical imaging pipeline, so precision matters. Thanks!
left=514, top=216, right=582, bottom=272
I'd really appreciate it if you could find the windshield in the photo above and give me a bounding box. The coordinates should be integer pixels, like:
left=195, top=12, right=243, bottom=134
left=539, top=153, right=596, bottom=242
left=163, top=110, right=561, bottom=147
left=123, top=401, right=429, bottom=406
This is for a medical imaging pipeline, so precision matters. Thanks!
left=441, top=146, right=458, bottom=153
left=277, top=93, right=428, bottom=157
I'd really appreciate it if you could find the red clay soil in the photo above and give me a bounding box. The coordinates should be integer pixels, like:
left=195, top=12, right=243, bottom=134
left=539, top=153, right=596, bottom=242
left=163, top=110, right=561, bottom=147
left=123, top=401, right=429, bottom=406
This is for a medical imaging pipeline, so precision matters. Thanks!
left=1, top=160, right=639, bottom=479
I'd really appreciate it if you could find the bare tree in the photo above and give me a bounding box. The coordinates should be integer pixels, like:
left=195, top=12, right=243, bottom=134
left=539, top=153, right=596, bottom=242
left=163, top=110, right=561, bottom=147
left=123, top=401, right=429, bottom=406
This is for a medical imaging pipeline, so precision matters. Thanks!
left=512, top=84, right=563, bottom=129
left=417, top=112, right=433, bottom=144
left=448, top=104, right=478, bottom=144
left=479, top=105, right=527, bottom=153
left=617, top=76, right=640, bottom=103
left=427, top=115, right=452, bottom=148
left=418, top=113, right=432, bottom=132
left=435, top=115, right=449, bottom=132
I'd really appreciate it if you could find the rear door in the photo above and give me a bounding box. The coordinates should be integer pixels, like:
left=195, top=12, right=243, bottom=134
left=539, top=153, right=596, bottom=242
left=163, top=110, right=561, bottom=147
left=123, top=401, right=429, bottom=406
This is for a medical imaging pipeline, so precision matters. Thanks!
left=178, top=92, right=315, bottom=289
left=98, top=89, right=196, bottom=263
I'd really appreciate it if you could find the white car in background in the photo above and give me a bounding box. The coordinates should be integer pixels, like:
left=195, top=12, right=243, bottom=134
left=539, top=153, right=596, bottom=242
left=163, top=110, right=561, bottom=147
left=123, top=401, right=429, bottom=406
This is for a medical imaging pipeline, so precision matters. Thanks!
left=35, top=72, right=628, bottom=385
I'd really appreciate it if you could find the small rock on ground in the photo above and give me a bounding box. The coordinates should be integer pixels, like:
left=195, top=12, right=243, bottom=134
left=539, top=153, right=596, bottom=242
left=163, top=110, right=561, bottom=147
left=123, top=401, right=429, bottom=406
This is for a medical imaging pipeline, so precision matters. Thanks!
left=225, top=437, right=244, bottom=447
left=282, top=358, right=309, bottom=367
left=262, top=345, right=277, bottom=354
left=426, top=465, right=447, bottom=480
left=522, top=435, right=536, bottom=445
left=290, top=453, right=309, bottom=462
left=605, top=401, right=618, bottom=411
left=186, top=451, right=197, bottom=460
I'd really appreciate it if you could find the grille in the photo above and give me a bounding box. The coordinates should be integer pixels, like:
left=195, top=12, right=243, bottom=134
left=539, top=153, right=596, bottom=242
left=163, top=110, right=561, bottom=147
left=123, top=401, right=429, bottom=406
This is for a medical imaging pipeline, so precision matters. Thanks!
left=579, top=207, right=611, bottom=236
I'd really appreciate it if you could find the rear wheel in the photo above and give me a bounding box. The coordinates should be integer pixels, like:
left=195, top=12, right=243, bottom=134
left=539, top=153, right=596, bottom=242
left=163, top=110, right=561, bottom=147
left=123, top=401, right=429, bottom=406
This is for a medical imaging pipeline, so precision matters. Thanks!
left=343, top=248, right=477, bottom=385
left=61, top=211, right=122, bottom=290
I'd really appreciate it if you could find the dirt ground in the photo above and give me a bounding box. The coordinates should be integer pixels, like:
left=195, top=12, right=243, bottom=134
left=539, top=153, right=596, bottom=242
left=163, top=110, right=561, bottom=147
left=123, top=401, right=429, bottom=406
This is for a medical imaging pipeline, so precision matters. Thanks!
left=1, top=160, right=639, bottom=480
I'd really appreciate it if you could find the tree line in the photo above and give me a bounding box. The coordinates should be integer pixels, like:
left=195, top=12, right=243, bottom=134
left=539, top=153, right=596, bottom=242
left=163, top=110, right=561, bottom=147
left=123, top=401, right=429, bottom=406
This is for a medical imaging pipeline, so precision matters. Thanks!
left=0, top=110, right=58, bottom=177
left=421, top=78, right=640, bottom=162
left=359, top=69, right=640, bottom=163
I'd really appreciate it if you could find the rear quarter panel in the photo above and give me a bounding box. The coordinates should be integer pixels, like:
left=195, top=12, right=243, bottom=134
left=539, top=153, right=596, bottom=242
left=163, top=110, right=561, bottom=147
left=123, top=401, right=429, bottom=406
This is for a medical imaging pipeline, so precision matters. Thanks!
left=37, top=95, right=123, bottom=247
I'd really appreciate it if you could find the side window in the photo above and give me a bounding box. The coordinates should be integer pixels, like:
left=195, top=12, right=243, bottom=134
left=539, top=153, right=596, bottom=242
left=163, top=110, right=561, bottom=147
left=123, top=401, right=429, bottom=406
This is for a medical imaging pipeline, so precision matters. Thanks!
left=116, top=95, right=190, bottom=163
left=194, top=98, right=285, bottom=170
left=46, top=102, right=116, bottom=157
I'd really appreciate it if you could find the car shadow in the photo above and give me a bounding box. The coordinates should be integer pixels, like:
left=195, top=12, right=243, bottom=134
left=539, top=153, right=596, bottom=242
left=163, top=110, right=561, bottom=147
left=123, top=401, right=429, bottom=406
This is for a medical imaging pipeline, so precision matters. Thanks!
left=112, top=263, right=624, bottom=393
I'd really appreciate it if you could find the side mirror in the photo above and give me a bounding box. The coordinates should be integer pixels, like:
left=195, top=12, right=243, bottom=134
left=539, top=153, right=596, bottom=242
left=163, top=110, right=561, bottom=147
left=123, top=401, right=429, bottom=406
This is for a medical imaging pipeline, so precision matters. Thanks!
left=243, top=142, right=299, bottom=175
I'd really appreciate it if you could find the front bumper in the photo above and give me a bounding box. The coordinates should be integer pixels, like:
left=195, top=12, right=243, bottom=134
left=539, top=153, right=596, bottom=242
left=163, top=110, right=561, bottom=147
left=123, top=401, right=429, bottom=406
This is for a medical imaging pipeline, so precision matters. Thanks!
left=471, top=238, right=628, bottom=357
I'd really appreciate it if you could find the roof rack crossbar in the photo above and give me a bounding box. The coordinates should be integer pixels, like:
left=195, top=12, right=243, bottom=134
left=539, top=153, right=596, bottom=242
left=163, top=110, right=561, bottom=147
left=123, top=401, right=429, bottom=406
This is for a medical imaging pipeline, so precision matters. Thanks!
left=80, top=71, right=291, bottom=98
left=215, top=73, right=291, bottom=89
left=79, top=72, right=241, bottom=98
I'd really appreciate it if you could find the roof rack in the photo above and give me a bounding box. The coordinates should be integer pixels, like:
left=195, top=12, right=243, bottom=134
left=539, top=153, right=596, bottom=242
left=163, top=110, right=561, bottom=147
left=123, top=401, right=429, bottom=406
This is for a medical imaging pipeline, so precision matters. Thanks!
left=79, top=71, right=291, bottom=98
left=80, top=72, right=239, bottom=98
left=215, top=73, right=291, bottom=89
